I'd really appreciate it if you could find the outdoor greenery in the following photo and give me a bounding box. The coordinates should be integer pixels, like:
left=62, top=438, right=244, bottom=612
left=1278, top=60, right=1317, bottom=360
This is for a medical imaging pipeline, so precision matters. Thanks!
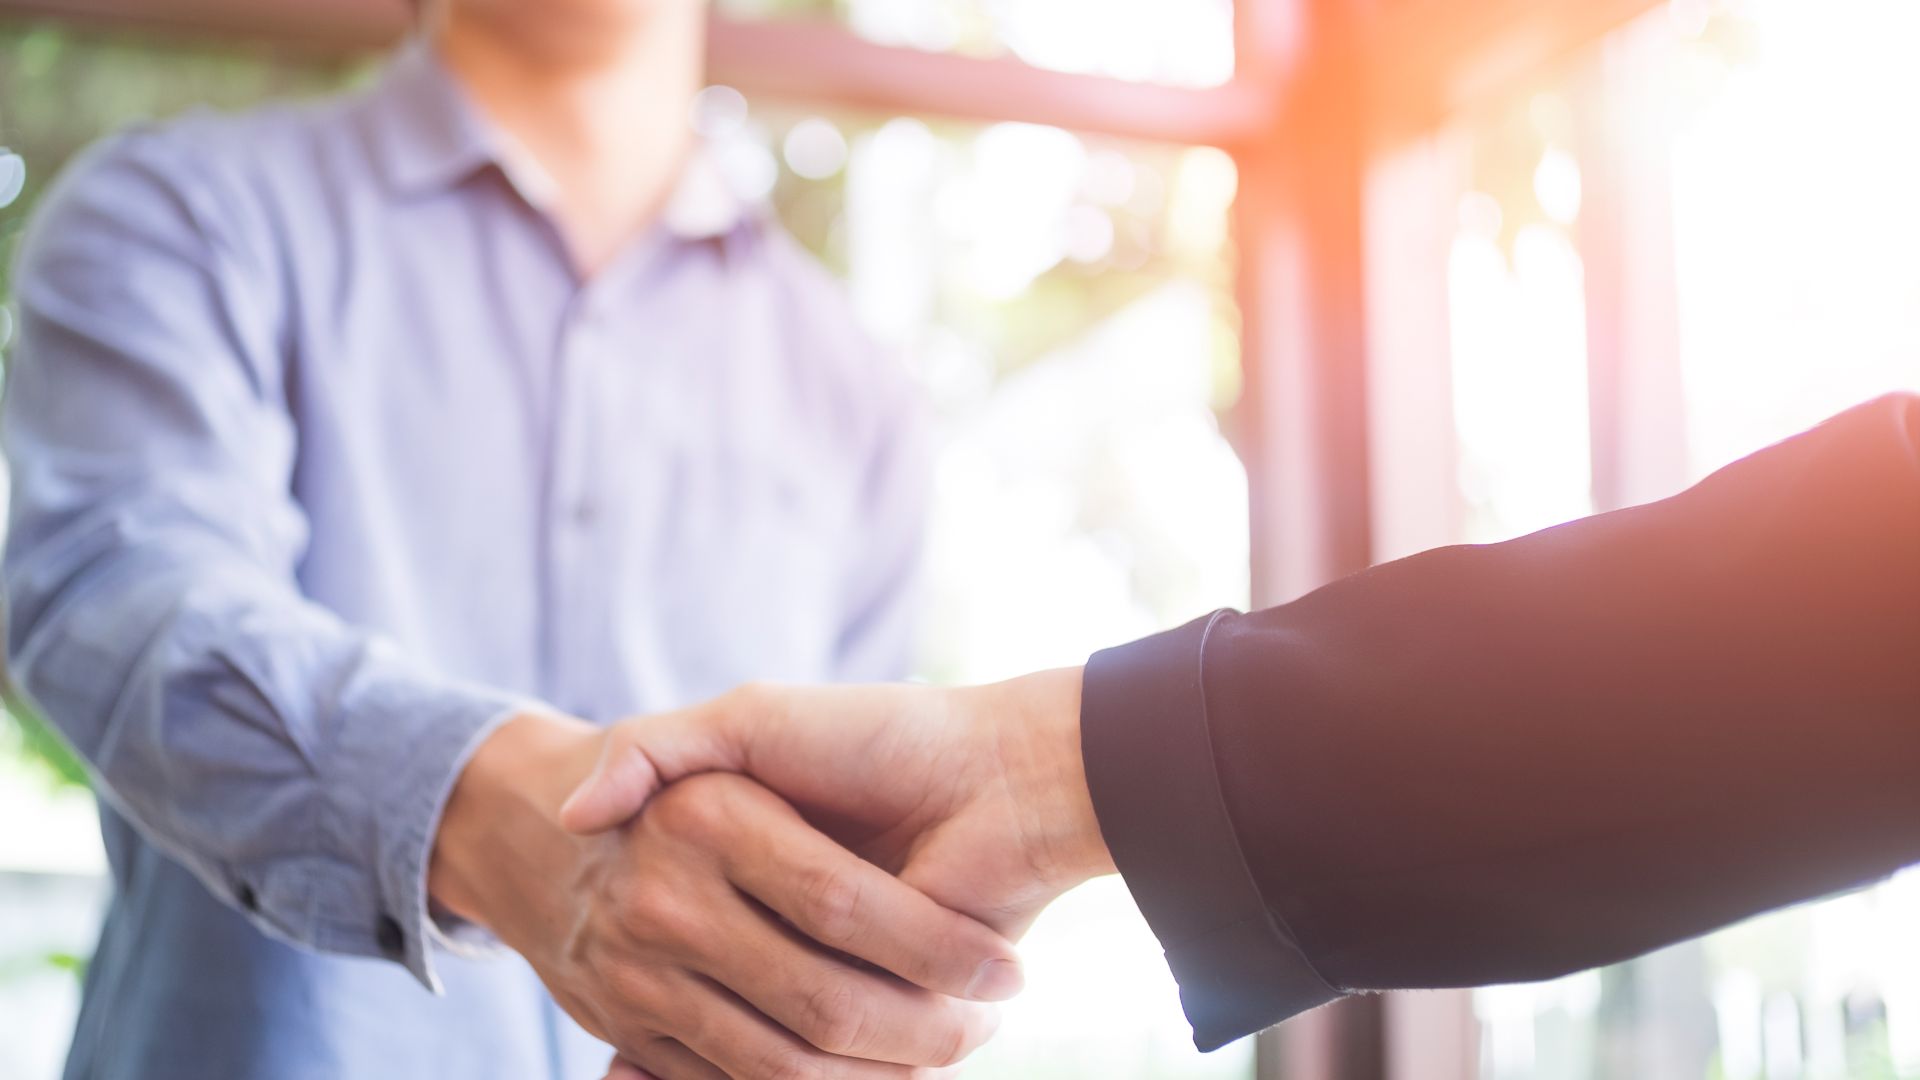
left=0, top=20, right=366, bottom=301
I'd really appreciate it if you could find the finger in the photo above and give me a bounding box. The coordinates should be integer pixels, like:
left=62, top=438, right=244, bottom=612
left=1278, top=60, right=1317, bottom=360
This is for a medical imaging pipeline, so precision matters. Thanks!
left=559, top=731, right=666, bottom=834
left=694, top=885, right=1001, bottom=1067
left=723, top=788, right=1024, bottom=1002
left=560, top=709, right=747, bottom=834
left=602, top=1059, right=660, bottom=1080
left=666, top=971, right=934, bottom=1080
left=615, top=1041, right=726, bottom=1080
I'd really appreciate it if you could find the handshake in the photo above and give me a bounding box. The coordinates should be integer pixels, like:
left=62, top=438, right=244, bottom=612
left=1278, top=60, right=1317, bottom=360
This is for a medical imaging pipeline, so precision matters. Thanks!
left=429, top=668, right=1104, bottom=1080
left=424, top=393, right=1920, bottom=1080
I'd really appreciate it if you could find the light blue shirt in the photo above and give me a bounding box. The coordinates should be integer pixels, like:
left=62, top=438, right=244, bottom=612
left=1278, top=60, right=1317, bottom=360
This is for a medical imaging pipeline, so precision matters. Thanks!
left=3, top=44, right=925, bottom=1080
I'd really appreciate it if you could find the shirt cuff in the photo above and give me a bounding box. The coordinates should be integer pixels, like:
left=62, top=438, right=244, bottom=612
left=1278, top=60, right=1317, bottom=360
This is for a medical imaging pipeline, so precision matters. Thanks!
left=1081, top=610, right=1345, bottom=1050
left=317, top=653, right=538, bottom=992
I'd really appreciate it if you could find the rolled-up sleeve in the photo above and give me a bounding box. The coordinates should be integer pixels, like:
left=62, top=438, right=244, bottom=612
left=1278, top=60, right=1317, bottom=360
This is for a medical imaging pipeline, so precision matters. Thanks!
left=2, top=130, right=531, bottom=989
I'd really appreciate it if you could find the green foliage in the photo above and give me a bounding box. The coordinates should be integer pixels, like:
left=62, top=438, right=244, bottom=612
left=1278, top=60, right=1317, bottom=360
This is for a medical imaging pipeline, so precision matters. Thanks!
left=43, top=949, right=87, bottom=982
left=0, top=19, right=364, bottom=301
left=0, top=946, right=86, bottom=985
left=4, top=702, right=88, bottom=791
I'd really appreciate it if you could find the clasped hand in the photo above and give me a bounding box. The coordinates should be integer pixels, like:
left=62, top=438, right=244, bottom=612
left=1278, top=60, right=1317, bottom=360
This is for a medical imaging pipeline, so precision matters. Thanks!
left=430, top=669, right=1106, bottom=1080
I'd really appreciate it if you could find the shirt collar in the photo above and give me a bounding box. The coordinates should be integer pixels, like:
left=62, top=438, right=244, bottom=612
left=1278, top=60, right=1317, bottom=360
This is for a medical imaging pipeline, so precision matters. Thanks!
left=363, top=40, right=757, bottom=242
left=364, top=41, right=499, bottom=199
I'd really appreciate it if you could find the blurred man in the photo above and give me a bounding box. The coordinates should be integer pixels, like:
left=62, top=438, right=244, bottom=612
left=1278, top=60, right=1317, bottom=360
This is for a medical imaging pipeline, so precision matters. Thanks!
left=3, top=1, right=1017, bottom=1078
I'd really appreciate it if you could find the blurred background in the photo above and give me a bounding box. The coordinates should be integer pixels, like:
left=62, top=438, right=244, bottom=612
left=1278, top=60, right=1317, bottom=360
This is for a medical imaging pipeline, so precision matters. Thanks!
left=1, top=1, right=1918, bottom=1078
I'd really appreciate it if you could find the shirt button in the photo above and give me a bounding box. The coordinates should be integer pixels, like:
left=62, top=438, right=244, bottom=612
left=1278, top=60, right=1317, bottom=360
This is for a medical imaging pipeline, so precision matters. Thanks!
left=375, top=915, right=406, bottom=958
left=569, top=501, right=598, bottom=527
left=235, top=882, right=258, bottom=912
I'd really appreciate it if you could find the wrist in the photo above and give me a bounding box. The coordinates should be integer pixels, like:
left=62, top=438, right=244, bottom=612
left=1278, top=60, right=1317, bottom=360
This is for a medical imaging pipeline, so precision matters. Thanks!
left=987, top=667, right=1115, bottom=891
left=430, top=709, right=602, bottom=929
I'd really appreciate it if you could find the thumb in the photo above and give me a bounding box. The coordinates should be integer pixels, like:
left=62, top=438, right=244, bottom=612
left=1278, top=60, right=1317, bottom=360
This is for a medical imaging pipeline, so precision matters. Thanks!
left=557, top=706, right=748, bottom=834
left=558, top=729, right=661, bottom=833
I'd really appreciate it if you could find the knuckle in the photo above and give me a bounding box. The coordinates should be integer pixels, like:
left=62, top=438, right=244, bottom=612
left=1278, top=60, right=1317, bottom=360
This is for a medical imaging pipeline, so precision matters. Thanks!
left=724, top=680, right=791, bottom=731
left=931, top=1016, right=970, bottom=1069
left=667, top=996, right=716, bottom=1051
left=797, top=867, right=864, bottom=946
left=798, top=973, right=868, bottom=1056
left=729, top=680, right=776, bottom=711
left=933, top=1002, right=997, bottom=1067
left=618, top=886, right=701, bottom=945
left=606, top=970, right=710, bottom=1050
left=603, top=961, right=669, bottom=1013
left=648, top=783, right=731, bottom=843
left=755, top=1046, right=826, bottom=1080
left=607, top=1020, right=665, bottom=1064
left=912, top=916, right=968, bottom=986
left=595, top=960, right=684, bottom=1023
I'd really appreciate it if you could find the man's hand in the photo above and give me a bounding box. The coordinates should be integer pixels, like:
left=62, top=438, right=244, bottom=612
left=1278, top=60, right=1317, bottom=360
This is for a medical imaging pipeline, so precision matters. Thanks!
left=429, top=712, right=1019, bottom=1079
left=559, top=669, right=1114, bottom=942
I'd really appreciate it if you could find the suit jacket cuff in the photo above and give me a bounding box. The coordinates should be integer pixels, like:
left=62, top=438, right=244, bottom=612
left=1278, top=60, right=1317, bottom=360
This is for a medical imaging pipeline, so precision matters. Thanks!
left=1081, top=610, right=1346, bottom=1050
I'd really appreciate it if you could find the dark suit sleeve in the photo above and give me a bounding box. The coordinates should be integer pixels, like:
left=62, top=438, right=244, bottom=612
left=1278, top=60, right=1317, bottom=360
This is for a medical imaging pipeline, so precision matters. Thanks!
left=1082, top=393, right=1920, bottom=1051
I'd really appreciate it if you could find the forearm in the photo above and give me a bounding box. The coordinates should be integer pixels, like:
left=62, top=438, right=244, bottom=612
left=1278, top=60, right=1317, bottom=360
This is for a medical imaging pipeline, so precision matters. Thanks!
left=3, top=131, right=549, bottom=985
left=974, top=667, right=1113, bottom=889
left=1204, top=392, right=1920, bottom=993
left=1076, top=393, right=1920, bottom=1049
left=7, top=544, right=532, bottom=983
left=429, top=710, right=603, bottom=944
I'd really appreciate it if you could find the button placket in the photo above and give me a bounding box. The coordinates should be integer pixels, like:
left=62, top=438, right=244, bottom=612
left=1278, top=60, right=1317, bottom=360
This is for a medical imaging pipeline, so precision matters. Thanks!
left=544, top=298, right=606, bottom=701
left=555, top=307, right=604, bottom=539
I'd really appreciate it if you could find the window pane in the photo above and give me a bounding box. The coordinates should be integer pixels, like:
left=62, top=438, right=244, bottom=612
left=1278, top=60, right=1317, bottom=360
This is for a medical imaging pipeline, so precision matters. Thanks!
left=1667, top=4, right=1920, bottom=1074
left=714, top=0, right=1236, bottom=88
left=1405, top=2, right=1920, bottom=1078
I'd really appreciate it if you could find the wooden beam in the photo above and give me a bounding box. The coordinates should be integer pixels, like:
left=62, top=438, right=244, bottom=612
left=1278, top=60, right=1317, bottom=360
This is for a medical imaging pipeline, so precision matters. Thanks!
left=1233, top=0, right=1302, bottom=88
left=1233, top=80, right=1375, bottom=603
left=1258, top=996, right=1387, bottom=1080
left=1234, top=13, right=1382, bottom=1070
left=0, top=1, right=1278, bottom=145
left=707, top=17, right=1273, bottom=146
left=1384, top=992, right=1478, bottom=1080
left=0, top=0, right=402, bottom=53
left=1363, top=0, right=1666, bottom=146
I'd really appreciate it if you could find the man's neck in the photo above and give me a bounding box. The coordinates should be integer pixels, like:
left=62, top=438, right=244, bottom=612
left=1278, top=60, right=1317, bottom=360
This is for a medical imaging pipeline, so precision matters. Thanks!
left=434, top=7, right=705, bottom=276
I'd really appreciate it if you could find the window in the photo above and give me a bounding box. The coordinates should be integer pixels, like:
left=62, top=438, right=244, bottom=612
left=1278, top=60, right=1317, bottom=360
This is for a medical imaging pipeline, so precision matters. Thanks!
left=1363, top=2, right=1920, bottom=1076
